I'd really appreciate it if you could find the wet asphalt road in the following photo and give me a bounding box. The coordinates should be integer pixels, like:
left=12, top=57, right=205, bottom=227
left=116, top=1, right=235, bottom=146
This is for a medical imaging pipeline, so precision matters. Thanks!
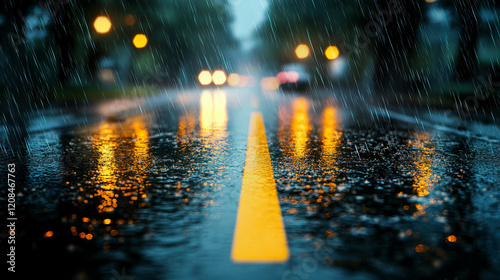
left=1, top=87, right=500, bottom=280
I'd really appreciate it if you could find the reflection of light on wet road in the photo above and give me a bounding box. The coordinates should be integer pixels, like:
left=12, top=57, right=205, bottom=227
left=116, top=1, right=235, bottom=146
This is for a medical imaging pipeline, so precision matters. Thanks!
left=232, top=112, right=289, bottom=263
left=131, top=118, right=150, bottom=188
left=291, top=97, right=311, bottom=158
left=411, top=133, right=436, bottom=197
left=321, top=106, right=342, bottom=165
left=213, top=90, right=227, bottom=129
left=321, top=105, right=342, bottom=188
left=92, top=116, right=151, bottom=213
left=177, top=110, right=196, bottom=151
left=96, top=122, right=118, bottom=196
left=200, top=90, right=228, bottom=142
left=200, top=90, right=214, bottom=130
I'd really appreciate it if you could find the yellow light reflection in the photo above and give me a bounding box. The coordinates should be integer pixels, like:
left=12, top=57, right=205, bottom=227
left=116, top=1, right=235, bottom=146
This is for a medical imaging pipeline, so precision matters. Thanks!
left=213, top=90, right=227, bottom=129
left=276, top=103, right=293, bottom=164
left=96, top=122, right=118, bottom=189
left=172, top=91, right=228, bottom=210
left=131, top=117, right=150, bottom=187
left=200, top=90, right=214, bottom=131
left=291, top=97, right=311, bottom=158
left=321, top=105, right=342, bottom=179
left=411, top=133, right=435, bottom=197
left=200, top=90, right=228, bottom=144
left=92, top=116, right=151, bottom=213
left=177, top=110, right=196, bottom=149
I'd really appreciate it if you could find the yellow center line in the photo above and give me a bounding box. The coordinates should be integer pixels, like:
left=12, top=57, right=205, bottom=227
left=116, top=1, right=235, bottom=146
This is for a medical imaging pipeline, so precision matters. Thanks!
left=231, top=112, right=289, bottom=263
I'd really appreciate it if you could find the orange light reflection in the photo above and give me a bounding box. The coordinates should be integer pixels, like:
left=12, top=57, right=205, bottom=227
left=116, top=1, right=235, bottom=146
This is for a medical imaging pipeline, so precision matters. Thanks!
left=291, top=97, right=311, bottom=159
left=92, top=116, right=151, bottom=213
left=411, top=133, right=436, bottom=197
left=200, top=90, right=228, bottom=144
left=321, top=105, right=342, bottom=189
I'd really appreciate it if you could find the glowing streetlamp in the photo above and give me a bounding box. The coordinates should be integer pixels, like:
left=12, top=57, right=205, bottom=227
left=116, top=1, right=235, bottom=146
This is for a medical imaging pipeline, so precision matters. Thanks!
left=93, top=15, right=112, bottom=34
left=325, top=46, right=340, bottom=60
left=295, top=44, right=310, bottom=59
left=133, top=34, right=148, bottom=49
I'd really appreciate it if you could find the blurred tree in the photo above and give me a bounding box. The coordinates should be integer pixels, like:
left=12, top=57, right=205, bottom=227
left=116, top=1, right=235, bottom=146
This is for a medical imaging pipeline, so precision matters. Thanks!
left=2, top=0, right=237, bottom=89
left=256, top=0, right=500, bottom=90
left=50, top=0, right=76, bottom=85
left=453, top=0, right=480, bottom=81
left=258, top=0, right=356, bottom=62
left=372, top=0, right=424, bottom=92
left=75, top=0, right=237, bottom=85
left=439, top=0, right=481, bottom=81
left=146, top=0, right=238, bottom=82
left=428, top=0, right=500, bottom=81
left=257, top=0, right=370, bottom=85
left=1, top=1, right=34, bottom=93
left=1, top=0, right=37, bottom=150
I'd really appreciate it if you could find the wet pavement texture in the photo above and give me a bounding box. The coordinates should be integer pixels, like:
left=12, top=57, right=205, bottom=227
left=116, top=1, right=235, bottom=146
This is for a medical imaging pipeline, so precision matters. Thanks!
left=1, top=88, right=500, bottom=280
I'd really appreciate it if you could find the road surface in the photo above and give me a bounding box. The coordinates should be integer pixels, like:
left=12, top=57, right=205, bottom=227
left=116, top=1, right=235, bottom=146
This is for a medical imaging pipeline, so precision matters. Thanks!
left=1, top=87, right=499, bottom=280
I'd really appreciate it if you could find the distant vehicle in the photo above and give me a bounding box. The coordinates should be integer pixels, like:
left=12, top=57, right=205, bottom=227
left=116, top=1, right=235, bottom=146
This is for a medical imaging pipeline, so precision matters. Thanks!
left=277, top=63, right=311, bottom=91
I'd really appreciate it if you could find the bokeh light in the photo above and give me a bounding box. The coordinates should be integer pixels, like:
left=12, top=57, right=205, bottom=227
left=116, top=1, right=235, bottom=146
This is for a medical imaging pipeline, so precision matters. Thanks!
left=325, top=46, right=340, bottom=60
left=295, top=44, right=310, bottom=59
left=124, top=14, right=136, bottom=26
left=198, top=70, right=212, bottom=85
left=133, top=34, right=148, bottom=49
left=277, top=72, right=288, bottom=84
left=277, top=71, right=299, bottom=84
left=287, top=71, right=299, bottom=83
left=446, top=235, right=457, bottom=243
left=212, top=70, right=227, bottom=86
left=260, top=77, right=280, bottom=91
left=93, top=15, right=112, bottom=34
left=227, top=73, right=240, bottom=86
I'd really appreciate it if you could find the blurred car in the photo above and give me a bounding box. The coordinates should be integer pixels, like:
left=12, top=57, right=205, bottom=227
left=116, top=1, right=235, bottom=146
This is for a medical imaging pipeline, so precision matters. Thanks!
left=277, top=63, right=311, bottom=91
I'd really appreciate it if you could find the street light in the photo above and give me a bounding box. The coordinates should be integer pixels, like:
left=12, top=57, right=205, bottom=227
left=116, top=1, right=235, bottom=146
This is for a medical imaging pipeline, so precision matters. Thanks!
left=295, top=44, right=310, bottom=59
left=93, top=15, right=112, bottom=34
left=133, top=34, right=148, bottom=49
left=325, top=46, right=340, bottom=60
